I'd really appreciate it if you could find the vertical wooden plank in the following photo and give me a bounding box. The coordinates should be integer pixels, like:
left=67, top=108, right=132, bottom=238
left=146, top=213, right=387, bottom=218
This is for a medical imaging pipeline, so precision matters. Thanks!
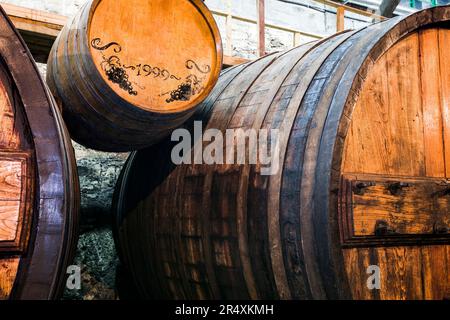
left=0, top=258, right=20, bottom=299
left=336, top=6, right=345, bottom=32
left=419, top=28, right=445, bottom=177
left=343, top=249, right=374, bottom=299
left=421, top=246, right=448, bottom=299
left=385, top=32, right=425, bottom=177
left=447, top=245, right=450, bottom=299
left=225, top=0, right=233, bottom=56
left=257, top=0, right=265, bottom=57
left=438, top=28, right=450, bottom=178
left=342, top=54, right=390, bottom=174
left=376, top=247, right=423, bottom=300
left=294, top=32, right=302, bottom=47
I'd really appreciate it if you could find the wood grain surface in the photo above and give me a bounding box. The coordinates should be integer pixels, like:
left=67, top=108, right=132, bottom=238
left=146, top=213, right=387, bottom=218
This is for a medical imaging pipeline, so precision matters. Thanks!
left=341, top=27, right=450, bottom=299
left=89, top=0, right=220, bottom=112
left=340, top=175, right=449, bottom=241
left=0, top=258, right=19, bottom=299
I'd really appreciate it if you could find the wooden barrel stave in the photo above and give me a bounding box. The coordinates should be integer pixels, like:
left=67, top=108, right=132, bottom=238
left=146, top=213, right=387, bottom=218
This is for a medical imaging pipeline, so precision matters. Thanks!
left=114, top=7, right=450, bottom=300
left=263, top=31, right=360, bottom=300
left=285, top=20, right=404, bottom=299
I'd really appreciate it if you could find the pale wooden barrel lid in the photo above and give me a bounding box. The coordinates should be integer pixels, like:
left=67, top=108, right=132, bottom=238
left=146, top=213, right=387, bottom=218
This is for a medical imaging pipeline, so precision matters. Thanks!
left=88, top=0, right=222, bottom=113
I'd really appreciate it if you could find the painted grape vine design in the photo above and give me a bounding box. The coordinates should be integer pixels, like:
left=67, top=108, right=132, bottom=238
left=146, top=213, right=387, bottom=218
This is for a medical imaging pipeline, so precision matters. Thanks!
left=91, top=37, right=211, bottom=103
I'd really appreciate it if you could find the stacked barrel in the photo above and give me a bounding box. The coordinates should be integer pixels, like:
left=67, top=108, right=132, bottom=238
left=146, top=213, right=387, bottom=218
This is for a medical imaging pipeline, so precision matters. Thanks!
left=47, top=0, right=223, bottom=151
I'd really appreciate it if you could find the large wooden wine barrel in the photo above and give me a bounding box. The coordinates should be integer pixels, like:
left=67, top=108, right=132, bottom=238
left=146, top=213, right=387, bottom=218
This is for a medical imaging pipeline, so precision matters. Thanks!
left=47, top=0, right=222, bottom=152
left=113, top=6, right=450, bottom=300
left=0, top=7, right=79, bottom=300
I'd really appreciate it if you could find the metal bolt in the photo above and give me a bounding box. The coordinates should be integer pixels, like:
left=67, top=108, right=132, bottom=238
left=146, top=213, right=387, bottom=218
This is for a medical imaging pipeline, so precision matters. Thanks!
left=387, top=182, right=410, bottom=196
left=374, top=220, right=398, bottom=236
left=433, top=223, right=448, bottom=234
left=353, top=181, right=375, bottom=195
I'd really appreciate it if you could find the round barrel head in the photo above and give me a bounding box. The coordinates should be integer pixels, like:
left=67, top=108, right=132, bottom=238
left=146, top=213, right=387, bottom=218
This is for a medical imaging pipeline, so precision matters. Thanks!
left=88, top=0, right=222, bottom=113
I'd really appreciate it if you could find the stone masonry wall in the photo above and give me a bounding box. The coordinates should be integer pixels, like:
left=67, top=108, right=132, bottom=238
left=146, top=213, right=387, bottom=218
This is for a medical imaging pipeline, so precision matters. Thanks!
left=3, top=0, right=372, bottom=59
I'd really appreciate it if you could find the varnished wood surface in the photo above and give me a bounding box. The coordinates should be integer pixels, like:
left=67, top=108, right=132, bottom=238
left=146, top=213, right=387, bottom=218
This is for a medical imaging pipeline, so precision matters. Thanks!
left=0, top=5, right=79, bottom=300
left=438, top=28, right=450, bottom=178
left=47, top=0, right=223, bottom=151
left=351, top=179, right=449, bottom=236
left=89, top=0, right=220, bottom=112
left=0, top=258, right=19, bottom=299
left=0, top=153, right=31, bottom=251
left=0, top=76, right=19, bottom=150
left=0, top=200, right=20, bottom=241
left=343, top=246, right=449, bottom=299
left=113, top=6, right=450, bottom=300
left=341, top=26, right=450, bottom=299
left=0, top=49, right=29, bottom=297
left=342, top=29, right=450, bottom=178
left=340, top=174, right=449, bottom=242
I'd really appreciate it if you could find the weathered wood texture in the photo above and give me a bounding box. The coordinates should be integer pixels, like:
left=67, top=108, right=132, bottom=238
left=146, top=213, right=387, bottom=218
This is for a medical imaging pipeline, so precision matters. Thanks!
left=341, top=24, right=450, bottom=300
left=339, top=175, right=449, bottom=247
left=0, top=258, right=19, bottom=298
left=0, top=5, right=79, bottom=300
left=113, top=6, right=450, bottom=300
left=47, top=0, right=223, bottom=152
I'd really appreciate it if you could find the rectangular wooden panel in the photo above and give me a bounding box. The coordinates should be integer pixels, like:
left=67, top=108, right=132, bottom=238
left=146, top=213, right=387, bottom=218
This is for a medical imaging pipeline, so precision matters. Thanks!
left=0, top=151, right=32, bottom=253
left=0, top=159, right=22, bottom=243
left=0, top=201, right=21, bottom=241
left=0, top=160, right=22, bottom=200
left=339, top=174, right=450, bottom=246
left=336, top=6, right=345, bottom=32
